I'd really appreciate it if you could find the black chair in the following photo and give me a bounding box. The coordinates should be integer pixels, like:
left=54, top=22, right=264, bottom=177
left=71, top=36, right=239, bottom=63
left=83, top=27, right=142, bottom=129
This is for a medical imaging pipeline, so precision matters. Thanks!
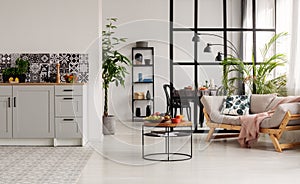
left=163, top=84, right=192, bottom=121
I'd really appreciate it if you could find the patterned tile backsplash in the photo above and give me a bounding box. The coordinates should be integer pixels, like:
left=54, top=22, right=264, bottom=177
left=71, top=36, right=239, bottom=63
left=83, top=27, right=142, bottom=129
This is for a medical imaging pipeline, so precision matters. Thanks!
left=0, top=53, right=89, bottom=83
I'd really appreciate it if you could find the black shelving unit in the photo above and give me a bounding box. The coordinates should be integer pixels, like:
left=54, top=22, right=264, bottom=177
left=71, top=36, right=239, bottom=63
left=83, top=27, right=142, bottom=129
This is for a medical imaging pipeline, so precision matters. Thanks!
left=132, top=47, right=155, bottom=121
left=169, top=0, right=276, bottom=131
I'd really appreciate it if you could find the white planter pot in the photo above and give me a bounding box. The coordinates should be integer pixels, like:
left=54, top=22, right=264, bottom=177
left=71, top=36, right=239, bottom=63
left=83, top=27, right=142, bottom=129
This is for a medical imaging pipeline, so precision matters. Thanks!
left=103, top=115, right=116, bottom=135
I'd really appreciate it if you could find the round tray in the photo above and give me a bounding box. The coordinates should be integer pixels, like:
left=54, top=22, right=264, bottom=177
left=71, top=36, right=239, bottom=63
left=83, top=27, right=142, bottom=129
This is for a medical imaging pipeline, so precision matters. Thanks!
left=144, top=119, right=162, bottom=123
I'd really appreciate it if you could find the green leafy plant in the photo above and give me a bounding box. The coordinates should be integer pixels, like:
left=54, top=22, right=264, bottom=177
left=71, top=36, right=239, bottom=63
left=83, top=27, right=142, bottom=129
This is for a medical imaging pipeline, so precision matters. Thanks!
left=102, top=18, right=131, bottom=117
left=3, top=58, right=29, bottom=76
left=221, top=32, right=287, bottom=96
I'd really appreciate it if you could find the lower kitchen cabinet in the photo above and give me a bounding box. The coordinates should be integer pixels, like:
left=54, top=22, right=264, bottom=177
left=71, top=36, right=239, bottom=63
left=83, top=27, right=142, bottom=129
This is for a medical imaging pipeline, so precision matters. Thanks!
left=0, top=84, right=86, bottom=146
left=0, top=86, right=12, bottom=138
left=13, top=86, right=54, bottom=138
left=55, top=118, right=83, bottom=138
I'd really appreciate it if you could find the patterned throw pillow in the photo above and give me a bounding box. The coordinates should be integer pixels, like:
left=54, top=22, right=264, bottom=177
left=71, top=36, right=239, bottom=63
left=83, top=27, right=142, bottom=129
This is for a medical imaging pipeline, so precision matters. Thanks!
left=221, top=95, right=250, bottom=116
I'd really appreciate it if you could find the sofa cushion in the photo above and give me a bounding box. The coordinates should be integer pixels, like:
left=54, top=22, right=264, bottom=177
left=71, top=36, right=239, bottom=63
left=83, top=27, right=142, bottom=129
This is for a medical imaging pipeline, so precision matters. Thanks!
left=261, top=102, right=300, bottom=128
left=265, top=96, right=285, bottom=111
left=210, top=114, right=241, bottom=126
left=201, top=96, right=225, bottom=115
left=250, top=94, right=277, bottom=114
left=221, top=95, right=250, bottom=116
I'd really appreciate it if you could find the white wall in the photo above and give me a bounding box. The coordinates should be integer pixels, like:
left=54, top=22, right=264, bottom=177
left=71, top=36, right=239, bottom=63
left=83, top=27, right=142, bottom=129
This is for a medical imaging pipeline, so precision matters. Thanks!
left=103, top=0, right=227, bottom=121
left=0, top=0, right=102, bottom=140
left=103, top=0, right=170, bottom=121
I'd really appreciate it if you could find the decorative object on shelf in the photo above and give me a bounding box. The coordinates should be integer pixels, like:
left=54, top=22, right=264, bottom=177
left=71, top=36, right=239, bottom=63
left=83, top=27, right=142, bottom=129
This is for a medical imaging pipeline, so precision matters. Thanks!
left=144, top=59, right=151, bottom=65
left=143, top=78, right=153, bottom=82
left=102, top=17, right=131, bottom=135
left=146, top=90, right=151, bottom=100
left=136, top=107, right=141, bottom=117
left=134, top=53, right=143, bottom=65
left=138, top=72, right=143, bottom=82
left=136, top=41, right=148, bottom=47
left=146, top=105, right=151, bottom=116
left=134, top=92, right=145, bottom=99
left=2, top=58, right=29, bottom=83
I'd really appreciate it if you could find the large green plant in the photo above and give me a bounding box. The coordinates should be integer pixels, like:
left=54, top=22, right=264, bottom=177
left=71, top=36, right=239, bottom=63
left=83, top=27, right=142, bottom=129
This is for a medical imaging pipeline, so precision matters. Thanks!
left=102, top=18, right=131, bottom=117
left=221, top=32, right=287, bottom=96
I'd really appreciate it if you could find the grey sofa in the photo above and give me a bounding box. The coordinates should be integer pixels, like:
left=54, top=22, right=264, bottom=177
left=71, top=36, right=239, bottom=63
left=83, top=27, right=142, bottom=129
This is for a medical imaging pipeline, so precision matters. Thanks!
left=201, top=94, right=300, bottom=152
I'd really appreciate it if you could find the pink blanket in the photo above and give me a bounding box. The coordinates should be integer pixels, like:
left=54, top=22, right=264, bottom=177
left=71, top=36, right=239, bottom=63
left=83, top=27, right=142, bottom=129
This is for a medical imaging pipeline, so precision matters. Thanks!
left=238, top=96, right=300, bottom=148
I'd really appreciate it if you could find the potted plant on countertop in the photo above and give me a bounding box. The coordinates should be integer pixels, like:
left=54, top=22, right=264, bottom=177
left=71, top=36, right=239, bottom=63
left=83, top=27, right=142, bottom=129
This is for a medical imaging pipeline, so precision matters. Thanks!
left=102, top=17, right=131, bottom=135
left=221, top=32, right=287, bottom=96
left=2, top=58, right=29, bottom=83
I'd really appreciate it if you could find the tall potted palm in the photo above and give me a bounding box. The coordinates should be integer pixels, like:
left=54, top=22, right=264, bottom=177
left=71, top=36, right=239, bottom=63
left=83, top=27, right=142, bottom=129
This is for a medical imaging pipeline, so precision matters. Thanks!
left=102, top=18, right=131, bottom=135
left=221, top=32, right=287, bottom=96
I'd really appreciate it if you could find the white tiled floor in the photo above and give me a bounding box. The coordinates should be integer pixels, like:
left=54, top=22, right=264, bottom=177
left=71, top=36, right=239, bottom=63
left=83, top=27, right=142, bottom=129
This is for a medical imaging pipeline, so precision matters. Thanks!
left=77, top=121, right=300, bottom=184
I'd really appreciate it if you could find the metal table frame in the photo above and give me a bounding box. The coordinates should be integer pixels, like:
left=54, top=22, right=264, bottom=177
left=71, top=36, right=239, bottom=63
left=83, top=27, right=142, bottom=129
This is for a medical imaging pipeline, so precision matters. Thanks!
left=142, top=124, right=192, bottom=161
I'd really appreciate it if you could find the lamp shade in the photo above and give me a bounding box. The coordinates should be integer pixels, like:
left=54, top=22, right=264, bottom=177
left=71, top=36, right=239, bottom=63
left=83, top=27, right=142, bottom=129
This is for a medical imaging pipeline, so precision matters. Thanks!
left=215, top=52, right=222, bottom=61
left=192, top=35, right=200, bottom=42
left=203, top=44, right=212, bottom=53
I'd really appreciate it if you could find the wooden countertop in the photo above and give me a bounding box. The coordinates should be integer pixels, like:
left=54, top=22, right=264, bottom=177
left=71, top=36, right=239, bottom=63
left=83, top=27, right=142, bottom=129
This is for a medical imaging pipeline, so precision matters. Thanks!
left=0, top=82, right=86, bottom=86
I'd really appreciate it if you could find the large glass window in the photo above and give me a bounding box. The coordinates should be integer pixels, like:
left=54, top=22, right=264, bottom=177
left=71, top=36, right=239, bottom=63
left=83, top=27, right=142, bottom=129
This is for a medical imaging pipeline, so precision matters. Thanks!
left=198, top=0, right=223, bottom=28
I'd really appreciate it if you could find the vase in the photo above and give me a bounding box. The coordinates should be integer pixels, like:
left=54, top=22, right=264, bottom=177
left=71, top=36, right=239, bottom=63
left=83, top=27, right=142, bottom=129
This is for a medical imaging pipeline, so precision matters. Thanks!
left=144, top=59, right=151, bottom=65
left=146, top=90, right=151, bottom=100
left=138, top=73, right=143, bottom=82
left=135, top=107, right=141, bottom=117
left=146, top=105, right=151, bottom=116
left=135, top=53, right=143, bottom=65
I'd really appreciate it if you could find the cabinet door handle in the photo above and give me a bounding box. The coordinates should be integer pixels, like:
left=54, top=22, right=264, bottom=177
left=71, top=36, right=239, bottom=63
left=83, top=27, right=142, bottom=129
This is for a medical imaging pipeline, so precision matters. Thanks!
left=63, top=89, right=73, bottom=92
left=63, top=119, right=74, bottom=121
left=63, top=98, right=74, bottom=100
left=13, top=97, right=16, bottom=107
left=8, top=97, right=10, bottom=108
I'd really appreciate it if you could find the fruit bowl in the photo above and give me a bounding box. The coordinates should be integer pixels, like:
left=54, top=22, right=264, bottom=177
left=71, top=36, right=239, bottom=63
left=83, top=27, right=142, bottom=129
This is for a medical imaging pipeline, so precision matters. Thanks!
left=145, top=119, right=162, bottom=123
left=64, top=74, right=78, bottom=83
left=144, top=115, right=163, bottom=123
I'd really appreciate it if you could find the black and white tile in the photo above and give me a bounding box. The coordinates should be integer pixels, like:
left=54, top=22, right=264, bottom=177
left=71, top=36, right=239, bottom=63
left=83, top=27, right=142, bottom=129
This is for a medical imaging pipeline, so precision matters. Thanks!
left=49, top=54, right=61, bottom=64
left=40, top=64, right=50, bottom=82
left=1, top=54, right=11, bottom=66
left=79, top=54, right=89, bottom=83
left=0, top=53, right=89, bottom=83
left=10, top=53, right=21, bottom=67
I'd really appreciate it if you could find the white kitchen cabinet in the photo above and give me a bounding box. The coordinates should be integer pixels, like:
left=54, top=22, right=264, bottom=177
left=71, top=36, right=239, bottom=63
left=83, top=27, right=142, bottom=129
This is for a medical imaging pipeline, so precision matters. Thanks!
left=0, top=86, right=12, bottom=138
left=13, top=86, right=54, bottom=138
left=55, top=85, right=85, bottom=140
left=0, top=84, right=86, bottom=145
left=55, top=118, right=83, bottom=138
left=55, top=96, right=82, bottom=117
